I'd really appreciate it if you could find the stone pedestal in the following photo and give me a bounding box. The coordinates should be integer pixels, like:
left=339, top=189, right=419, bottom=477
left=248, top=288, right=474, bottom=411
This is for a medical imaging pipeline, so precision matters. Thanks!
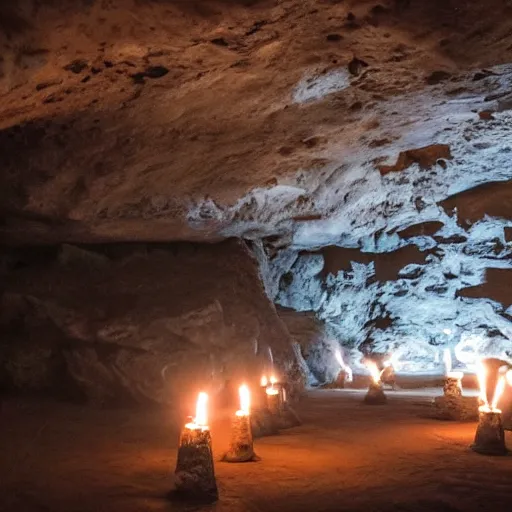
left=431, top=395, right=478, bottom=421
left=503, top=413, right=512, bottom=431
left=266, top=391, right=281, bottom=415
left=172, top=427, right=218, bottom=502
left=364, top=382, right=387, bottom=405
left=443, top=376, right=462, bottom=398
left=275, top=403, right=301, bottom=430
left=471, top=410, right=508, bottom=456
left=251, top=407, right=279, bottom=437
left=223, top=414, right=258, bottom=462
left=321, top=371, right=346, bottom=389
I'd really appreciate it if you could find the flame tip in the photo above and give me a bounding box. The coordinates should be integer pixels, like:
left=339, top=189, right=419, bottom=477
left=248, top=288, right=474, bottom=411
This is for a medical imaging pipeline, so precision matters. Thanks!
left=365, top=360, right=382, bottom=384
left=239, top=384, right=250, bottom=415
left=193, top=391, right=209, bottom=428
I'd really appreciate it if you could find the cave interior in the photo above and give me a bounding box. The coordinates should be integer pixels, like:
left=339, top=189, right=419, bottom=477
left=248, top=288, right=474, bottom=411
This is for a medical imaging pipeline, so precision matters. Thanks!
left=1, top=1, right=512, bottom=511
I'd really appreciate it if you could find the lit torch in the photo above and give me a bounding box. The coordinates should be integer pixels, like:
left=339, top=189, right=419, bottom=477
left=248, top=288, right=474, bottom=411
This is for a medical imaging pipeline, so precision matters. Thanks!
left=262, top=374, right=300, bottom=429
left=265, top=379, right=281, bottom=415
left=253, top=375, right=280, bottom=437
left=174, top=392, right=218, bottom=501
left=268, top=374, right=287, bottom=409
left=471, top=361, right=508, bottom=456
left=363, top=360, right=387, bottom=405
left=223, top=385, right=257, bottom=462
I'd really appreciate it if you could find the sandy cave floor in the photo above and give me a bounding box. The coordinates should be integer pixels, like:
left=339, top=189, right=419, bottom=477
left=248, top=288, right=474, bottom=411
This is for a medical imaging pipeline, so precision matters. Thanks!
left=2, top=389, right=512, bottom=512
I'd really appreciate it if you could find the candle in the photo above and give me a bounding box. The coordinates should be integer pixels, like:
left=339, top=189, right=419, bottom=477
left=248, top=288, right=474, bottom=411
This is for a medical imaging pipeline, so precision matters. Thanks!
left=223, top=385, right=258, bottom=462
left=443, top=372, right=463, bottom=398
left=269, top=374, right=289, bottom=406
left=265, top=384, right=280, bottom=415
left=363, top=360, right=387, bottom=405
left=173, top=392, right=218, bottom=501
left=250, top=375, right=280, bottom=437
left=471, top=365, right=507, bottom=455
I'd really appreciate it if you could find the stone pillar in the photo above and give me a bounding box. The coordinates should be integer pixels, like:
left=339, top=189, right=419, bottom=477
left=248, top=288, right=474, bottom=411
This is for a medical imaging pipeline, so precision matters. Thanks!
left=173, top=427, right=218, bottom=501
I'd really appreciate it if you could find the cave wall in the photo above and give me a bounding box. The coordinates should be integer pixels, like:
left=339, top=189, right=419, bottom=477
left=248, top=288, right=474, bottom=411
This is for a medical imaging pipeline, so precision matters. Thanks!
left=0, top=240, right=303, bottom=405
left=1, top=0, right=512, bottom=389
left=274, top=208, right=512, bottom=376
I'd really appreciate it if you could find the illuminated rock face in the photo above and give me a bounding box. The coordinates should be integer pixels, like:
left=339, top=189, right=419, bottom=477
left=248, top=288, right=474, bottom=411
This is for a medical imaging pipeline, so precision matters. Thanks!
left=273, top=213, right=512, bottom=378
left=1, top=1, right=512, bottom=393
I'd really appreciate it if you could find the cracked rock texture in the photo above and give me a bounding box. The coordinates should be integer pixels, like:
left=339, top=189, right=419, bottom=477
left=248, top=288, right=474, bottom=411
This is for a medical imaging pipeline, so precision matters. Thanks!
left=1, top=0, right=512, bottom=391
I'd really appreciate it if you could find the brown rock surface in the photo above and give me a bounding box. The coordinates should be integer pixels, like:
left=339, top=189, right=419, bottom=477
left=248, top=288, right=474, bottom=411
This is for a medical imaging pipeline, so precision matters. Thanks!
left=0, top=240, right=300, bottom=405
left=397, top=221, right=444, bottom=239
left=440, top=180, right=512, bottom=225
left=1, top=0, right=512, bottom=404
left=457, top=268, right=512, bottom=306
left=319, top=244, right=431, bottom=282
left=377, top=144, right=452, bottom=175
left=0, top=0, right=511, bottom=244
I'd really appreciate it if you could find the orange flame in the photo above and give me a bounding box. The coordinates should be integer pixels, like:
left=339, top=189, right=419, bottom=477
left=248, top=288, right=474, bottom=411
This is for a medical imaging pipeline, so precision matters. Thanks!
left=237, top=384, right=250, bottom=416
left=506, top=369, right=512, bottom=386
left=260, top=376, right=268, bottom=387
left=266, top=386, right=279, bottom=396
left=270, top=375, right=277, bottom=385
left=366, top=360, right=381, bottom=384
left=491, top=376, right=506, bottom=412
left=186, top=391, right=209, bottom=430
left=195, top=391, right=208, bottom=426
left=477, top=361, right=505, bottom=413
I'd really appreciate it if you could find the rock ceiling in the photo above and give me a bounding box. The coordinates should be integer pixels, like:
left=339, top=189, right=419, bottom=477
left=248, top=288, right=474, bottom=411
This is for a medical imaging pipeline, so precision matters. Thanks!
left=1, top=0, right=512, bottom=376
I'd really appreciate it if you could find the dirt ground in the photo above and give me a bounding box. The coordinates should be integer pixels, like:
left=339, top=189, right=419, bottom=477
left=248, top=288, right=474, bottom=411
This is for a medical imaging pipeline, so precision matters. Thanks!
left=2, top=388, right=512, bottom=512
